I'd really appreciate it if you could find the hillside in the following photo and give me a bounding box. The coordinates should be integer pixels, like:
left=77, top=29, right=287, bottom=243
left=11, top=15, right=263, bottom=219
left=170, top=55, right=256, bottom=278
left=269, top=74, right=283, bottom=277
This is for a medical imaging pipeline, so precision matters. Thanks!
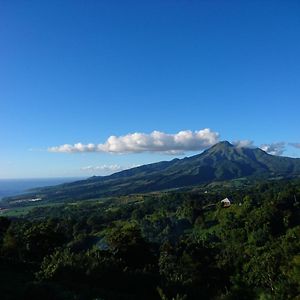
left=5, top=141, right=300, bottom=204
left=1, top=178, right=300, bottom=299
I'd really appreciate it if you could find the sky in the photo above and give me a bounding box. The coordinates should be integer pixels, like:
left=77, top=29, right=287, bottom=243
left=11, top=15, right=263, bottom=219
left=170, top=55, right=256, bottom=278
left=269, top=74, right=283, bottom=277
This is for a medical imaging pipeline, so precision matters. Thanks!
left=0, top=0, right=300, bottom=179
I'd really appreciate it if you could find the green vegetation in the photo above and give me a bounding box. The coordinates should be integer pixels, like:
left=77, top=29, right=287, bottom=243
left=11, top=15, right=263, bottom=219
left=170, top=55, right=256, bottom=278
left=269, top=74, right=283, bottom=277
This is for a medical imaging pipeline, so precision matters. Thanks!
left=1, top=178, right=299, bottom=299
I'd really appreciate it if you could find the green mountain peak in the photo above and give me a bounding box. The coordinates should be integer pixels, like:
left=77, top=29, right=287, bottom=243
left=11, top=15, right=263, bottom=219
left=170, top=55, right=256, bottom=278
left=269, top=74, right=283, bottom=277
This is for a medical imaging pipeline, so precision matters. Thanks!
left=5, top=142, right=300, bottom=204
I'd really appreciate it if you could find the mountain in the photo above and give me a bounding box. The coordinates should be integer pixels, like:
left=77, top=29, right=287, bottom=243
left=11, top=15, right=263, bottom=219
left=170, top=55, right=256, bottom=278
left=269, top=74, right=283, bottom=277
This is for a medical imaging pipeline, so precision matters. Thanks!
left=5, top=141, right=300, bottom=203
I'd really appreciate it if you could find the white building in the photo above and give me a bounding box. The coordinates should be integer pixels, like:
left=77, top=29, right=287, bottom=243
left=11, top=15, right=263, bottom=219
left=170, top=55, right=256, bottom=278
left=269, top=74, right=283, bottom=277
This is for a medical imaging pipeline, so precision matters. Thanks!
left=221, top=197, right=231, bottom=207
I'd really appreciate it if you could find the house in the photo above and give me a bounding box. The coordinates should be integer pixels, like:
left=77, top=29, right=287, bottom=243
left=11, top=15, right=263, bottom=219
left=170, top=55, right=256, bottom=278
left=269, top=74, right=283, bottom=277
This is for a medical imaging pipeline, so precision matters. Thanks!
left=221, top=197, right=231, bottom=208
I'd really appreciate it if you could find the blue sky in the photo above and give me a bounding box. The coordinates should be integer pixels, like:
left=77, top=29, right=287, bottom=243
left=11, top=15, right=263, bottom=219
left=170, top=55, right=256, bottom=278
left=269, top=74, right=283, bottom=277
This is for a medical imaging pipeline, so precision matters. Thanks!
left=1, top=0, right=300, bottom=178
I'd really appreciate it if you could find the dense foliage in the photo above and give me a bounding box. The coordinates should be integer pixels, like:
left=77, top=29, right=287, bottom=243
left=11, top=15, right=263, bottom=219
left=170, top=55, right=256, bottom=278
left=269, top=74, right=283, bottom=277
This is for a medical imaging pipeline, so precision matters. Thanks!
left=0, top=179, right=300, bottom=299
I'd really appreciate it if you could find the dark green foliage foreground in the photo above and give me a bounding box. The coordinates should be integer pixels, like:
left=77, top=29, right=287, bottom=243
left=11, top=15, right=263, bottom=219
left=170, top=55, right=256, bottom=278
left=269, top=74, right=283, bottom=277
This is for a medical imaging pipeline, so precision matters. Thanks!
left=0, top=179, right=300, bottom=299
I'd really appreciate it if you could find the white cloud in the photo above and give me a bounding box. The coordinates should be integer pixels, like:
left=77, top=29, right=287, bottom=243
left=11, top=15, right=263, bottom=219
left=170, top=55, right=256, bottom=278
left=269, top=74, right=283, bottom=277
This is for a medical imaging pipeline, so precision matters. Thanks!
left=49, top=143, right=98, bottom=153
left=49, top=128, right=220, bottom=155
left=232, top=140, right=254, bottom=148
left=260, top=142, right=285, bottom=156
left=80, top=164, right=139, bottom=175
left=290, top=143, right=300, bottom=149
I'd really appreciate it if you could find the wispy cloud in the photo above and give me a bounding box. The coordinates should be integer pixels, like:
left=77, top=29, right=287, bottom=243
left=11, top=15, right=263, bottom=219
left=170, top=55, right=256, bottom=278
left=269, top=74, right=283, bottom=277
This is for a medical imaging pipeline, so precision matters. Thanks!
left=232, top=139, right=288, bottom=156
left=232, top=140, right=285, bottom=155
left=48, top=128, right=220, bottom=155
left=232, top=140, right=286, bottom=155
left=232, top=140, right=286, bottom=156
left=290, top=143, right=300, bottom=149
left=80, top=164, right=139, bottom=175
left=260, top=142, right=285, bottom=156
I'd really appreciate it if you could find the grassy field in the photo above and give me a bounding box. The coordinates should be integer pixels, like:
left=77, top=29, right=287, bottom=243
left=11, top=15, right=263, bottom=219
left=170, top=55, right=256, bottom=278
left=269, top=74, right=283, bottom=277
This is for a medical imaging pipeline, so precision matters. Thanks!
left=0, top=202, right=64, bottom=217
left=0, top=197, right=109, bottom=218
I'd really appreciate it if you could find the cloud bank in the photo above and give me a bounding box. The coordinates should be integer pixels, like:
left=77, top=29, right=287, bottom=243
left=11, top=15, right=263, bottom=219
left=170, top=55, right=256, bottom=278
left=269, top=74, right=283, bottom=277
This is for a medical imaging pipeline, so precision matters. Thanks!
left=49, top=128, right=220, bottom=155
left=48, top=129, right=292, bottom=156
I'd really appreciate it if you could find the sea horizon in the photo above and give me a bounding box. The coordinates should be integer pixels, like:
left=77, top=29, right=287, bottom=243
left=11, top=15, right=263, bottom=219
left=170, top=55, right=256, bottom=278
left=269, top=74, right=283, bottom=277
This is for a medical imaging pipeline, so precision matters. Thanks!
left=0, top=177, right=86, bottom=200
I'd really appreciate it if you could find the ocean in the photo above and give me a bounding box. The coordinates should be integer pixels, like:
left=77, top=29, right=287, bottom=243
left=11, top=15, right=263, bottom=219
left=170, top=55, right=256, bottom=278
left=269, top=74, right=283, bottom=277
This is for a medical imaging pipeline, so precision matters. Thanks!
left=0, top=177, right=85, bottom=200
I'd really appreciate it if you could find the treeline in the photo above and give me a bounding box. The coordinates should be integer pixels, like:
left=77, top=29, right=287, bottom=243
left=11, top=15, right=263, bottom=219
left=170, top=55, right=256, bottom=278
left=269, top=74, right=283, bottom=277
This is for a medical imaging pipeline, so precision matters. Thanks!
left=0, top=179, right=299, bottom=299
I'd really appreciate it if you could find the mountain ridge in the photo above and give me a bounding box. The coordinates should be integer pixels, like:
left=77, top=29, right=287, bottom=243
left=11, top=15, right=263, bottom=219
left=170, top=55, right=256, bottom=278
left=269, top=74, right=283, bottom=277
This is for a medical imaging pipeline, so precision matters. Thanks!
left=5, top=141, right=300, bottom=203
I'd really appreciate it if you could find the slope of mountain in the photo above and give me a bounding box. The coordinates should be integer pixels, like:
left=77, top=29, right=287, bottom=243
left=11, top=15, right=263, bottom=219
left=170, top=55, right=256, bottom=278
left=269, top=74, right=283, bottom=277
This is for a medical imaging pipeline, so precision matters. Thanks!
left=5, top=141, right=300, bottom=203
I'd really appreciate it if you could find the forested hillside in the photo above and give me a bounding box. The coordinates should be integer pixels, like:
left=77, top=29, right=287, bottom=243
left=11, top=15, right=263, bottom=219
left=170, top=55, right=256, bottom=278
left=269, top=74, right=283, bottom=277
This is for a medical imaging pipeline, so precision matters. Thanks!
left=5, top=142, right=300, bottom=204
left=1, top=179, right=299, bottom=299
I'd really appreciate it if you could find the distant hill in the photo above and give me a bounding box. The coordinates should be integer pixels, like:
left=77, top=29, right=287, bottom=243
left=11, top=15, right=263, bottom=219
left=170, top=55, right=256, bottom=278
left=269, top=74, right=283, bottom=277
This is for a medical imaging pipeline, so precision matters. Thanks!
left=5, top=141, right=300, bottom=203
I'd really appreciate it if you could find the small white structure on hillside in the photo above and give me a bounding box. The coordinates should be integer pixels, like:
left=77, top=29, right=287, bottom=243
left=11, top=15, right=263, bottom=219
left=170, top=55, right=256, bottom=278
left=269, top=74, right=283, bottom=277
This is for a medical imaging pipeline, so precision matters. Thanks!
left=221, top=197, right=231, bottom=208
